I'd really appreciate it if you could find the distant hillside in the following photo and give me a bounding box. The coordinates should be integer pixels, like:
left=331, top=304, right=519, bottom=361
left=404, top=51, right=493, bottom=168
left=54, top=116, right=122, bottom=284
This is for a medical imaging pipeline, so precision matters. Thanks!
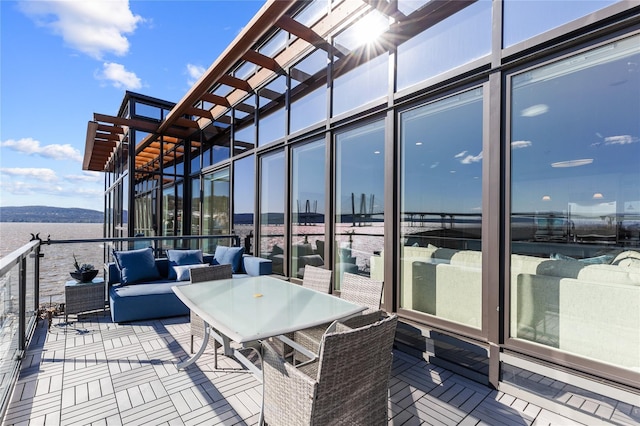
left=0, top=206, right=104, bottom=223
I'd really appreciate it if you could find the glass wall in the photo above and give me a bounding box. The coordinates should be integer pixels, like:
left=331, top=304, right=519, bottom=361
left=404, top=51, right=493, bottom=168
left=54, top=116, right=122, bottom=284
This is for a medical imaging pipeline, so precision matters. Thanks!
left=399, top=88, right=484, bottom=329
left=509, top=34, right=640, bottom=371
left=233, top=156, right=255, bottom=252
left=396, top=0, right=491, bottom=92
left=334, top=120, right=385, bottom=289
left=203, top=169, right=230, bottom=253
left=291, top=139, right=326, bottom=278
left=503, top=0, right=618, bottom=48
left=260, top=150, right=286, bottom=273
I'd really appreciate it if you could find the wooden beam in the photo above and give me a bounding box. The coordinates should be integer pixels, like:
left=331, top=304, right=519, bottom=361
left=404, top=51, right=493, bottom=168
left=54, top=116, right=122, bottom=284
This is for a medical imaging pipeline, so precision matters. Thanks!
left=97, top=123, right=124, bottom=134
left=185, top=106, right=214, bottom=120
left=242, top=49, right=283, bottom=73
left=219, top=74, right=253, bottom=92
left=173, top=117, right=201, bottom=129
left=200, top=93, right=231, bottom=107
left=234, top=102, right=255, bottom=114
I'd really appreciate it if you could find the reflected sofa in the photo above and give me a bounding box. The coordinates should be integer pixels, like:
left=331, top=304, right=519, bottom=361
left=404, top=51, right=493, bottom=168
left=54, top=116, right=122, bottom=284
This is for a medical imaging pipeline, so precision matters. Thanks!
left=370, top=246, right=640, bottom=371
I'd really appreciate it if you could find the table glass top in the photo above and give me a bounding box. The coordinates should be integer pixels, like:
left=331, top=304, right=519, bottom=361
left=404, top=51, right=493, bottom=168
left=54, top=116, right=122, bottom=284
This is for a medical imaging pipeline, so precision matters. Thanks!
left=172, top=275, right=366, bottom=342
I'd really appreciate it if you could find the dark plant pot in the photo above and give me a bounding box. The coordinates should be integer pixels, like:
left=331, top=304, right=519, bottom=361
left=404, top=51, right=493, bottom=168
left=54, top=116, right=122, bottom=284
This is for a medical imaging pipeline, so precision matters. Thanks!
left=70, top=270, right=99, bottom=282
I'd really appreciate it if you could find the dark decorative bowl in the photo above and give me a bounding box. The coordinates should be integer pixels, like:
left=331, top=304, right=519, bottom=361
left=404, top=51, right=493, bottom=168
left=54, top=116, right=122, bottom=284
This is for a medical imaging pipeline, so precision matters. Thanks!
left=70, top=270, right=99, bottom=283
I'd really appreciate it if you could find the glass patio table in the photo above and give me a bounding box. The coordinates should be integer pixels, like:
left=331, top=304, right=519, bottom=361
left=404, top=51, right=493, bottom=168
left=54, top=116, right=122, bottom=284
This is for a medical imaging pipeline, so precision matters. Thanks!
left=172, top=275, right=366, bottom=379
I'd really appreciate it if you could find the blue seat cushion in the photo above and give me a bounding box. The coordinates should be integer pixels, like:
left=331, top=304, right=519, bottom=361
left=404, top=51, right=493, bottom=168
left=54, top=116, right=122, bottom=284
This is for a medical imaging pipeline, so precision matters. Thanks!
left=112, top=247, right=161, bottom=285
left=109, top=280, right=189, bottom=323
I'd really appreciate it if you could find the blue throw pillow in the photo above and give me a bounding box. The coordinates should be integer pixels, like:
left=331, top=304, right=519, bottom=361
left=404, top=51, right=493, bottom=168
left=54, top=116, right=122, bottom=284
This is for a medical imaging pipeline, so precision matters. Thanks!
left=167, top=249, right=204, bottom=280
left=112, top=247, right=161, bottom=285
left=214, top=245, right=244, bottom=273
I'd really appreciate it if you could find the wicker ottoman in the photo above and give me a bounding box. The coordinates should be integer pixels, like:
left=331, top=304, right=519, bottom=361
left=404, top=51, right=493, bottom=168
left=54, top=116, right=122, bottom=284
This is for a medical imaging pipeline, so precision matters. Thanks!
left=65, top=278, right=106, bottom=321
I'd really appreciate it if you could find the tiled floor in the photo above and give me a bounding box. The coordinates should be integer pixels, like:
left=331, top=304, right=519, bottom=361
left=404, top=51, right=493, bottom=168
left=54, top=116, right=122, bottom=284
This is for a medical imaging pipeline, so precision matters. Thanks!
left=0, top=313, right=626, bottom=425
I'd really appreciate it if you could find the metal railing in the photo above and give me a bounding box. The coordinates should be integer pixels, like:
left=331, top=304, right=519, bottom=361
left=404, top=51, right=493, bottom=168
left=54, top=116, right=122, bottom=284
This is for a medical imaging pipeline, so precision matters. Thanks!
left=0, top=233, right=241, bottom=421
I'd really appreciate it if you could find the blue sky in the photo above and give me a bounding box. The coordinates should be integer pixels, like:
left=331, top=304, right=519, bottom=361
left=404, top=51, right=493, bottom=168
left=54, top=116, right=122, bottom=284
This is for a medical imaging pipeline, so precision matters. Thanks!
left=1, top=0, right=264, bottom=211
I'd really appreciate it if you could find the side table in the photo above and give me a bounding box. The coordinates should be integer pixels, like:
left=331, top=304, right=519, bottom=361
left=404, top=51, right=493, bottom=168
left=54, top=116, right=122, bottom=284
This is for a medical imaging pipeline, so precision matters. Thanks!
left=65, top=278, right=106, bottom=322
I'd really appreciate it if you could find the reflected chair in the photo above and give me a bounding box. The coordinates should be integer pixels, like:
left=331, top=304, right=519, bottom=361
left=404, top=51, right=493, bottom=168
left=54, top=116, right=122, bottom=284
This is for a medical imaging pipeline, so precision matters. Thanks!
left=293, top=272, right=383, bottom=360
left=189, top=264, right=233, bottom=366
left=302, top=264, right=332, bottom=294
left=262, top=313, right=398, bottom=425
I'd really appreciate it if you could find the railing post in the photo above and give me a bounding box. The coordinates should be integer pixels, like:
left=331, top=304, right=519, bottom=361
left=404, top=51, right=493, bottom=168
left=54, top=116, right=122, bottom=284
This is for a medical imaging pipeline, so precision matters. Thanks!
left=18, top=258, right=26, bottom=353
left=34, top=243, right=41, bottom=315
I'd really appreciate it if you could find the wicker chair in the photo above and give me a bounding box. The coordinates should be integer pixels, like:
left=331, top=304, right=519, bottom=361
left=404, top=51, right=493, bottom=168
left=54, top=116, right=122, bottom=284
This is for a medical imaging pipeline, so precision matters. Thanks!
left=262, top=313, right=398, bottom=425
left=302, top=264, right=332, bottom=293
left=189, top=264, right=233, bottom=362
left=293, top=272, right=383, bottom=359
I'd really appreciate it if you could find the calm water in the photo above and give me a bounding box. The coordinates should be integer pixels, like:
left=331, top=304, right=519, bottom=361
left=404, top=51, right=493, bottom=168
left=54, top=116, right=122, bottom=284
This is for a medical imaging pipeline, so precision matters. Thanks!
left=0, top=222, right=104, bottom=303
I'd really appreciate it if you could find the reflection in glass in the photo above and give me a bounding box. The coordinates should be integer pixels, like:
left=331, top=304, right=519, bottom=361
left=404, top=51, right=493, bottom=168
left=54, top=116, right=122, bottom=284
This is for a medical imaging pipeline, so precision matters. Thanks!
left=203, top=169, right=230, bottom=253
left=291, top=140, right=326, bottom=278
left=397, top=1, right=490, bottom=92
left=233, top=156, right=255, bottom=253
left=503, top=0, right=617, bottom=48
left=334, top=120, right=385, bottom=290
left=510, top=35, right=640, bottom=371
left=399, top=88, right=483, bottom=329
left=290, top=86, right=326, bottom=134
left=259, top=108, right=285, bottom=146
left=260, top=151, right=285, bottom=274
left=333, top=53, right=388, bottom=117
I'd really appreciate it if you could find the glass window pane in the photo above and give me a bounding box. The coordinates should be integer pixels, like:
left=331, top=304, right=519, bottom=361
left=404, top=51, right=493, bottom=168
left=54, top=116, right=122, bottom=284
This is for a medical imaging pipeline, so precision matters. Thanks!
left=399, top=88, right=484, bottom=329
left=290, top=85, right=326, bottom=134
left=258, top=108, right=286, bottom=146
left=503, top=0, right=618, bottom=48
left=233, top=156, right=255, bottom=253
left=334, top=120, right=385, bottom=290
left=509, top=35, right=640, bottom=372
left=333, top=53, right=388, bottom=117
left=203, top=169, right=230, bottom=252
left=291, top=139, right=326, bottom=278
left=260, top=151, right=285, bottom=273
left=397, top=1, right=491, bottom=92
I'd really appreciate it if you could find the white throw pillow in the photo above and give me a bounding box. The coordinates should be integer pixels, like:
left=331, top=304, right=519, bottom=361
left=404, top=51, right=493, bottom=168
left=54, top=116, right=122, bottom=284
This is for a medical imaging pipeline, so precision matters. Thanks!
left=174, top=263, right=209, bottom=281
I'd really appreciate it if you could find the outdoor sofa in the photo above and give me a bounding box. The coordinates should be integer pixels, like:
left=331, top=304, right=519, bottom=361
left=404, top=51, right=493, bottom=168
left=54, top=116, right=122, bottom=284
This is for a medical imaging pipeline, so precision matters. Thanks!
left=106, top=246, right=272, bottom=323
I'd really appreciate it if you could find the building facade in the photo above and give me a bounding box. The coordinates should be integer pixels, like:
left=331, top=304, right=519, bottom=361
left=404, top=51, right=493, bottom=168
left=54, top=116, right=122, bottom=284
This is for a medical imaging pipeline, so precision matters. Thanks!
left=83, top=0, right=640, bottom=420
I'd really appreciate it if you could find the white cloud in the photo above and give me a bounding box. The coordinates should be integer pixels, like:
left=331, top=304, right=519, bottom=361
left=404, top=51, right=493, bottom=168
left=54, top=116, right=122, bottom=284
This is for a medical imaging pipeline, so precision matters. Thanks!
left=0, top=167, right=59, bottom=182
left=186, top=63, right=206, bottom=86
left=0, top=138, right=82, bottom=162
left=19, top=0, right=143, bottom=60
left=460, top=151, right=483, bottom=164
left=96, top=62, right=142, bottom=89
left=65, top=171, right=102, bottom=183
left=521, top=104, right=549, bottom=117
left=454, top=151, right=467, bottom=158
left=604, top=135, right=639, bottom=145
left=511, top=140, right=532, bottom=149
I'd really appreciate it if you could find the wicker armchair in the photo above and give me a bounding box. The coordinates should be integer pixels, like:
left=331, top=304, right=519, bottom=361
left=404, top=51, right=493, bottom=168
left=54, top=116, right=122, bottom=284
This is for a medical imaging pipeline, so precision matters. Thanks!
left=262, top=313, right=398, bottom=425
left=293, top=272, right=383, bottom=359
left=301, top=264, right=332, bottom=293
left=189, top=264, right=233, bottom=362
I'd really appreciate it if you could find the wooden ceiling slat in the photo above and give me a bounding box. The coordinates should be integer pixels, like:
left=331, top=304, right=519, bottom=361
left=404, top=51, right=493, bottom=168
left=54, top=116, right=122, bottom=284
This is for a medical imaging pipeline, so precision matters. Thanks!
left=95, top=132, right=120, bottom=142
left=96, top=123, right=124, bottom=134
